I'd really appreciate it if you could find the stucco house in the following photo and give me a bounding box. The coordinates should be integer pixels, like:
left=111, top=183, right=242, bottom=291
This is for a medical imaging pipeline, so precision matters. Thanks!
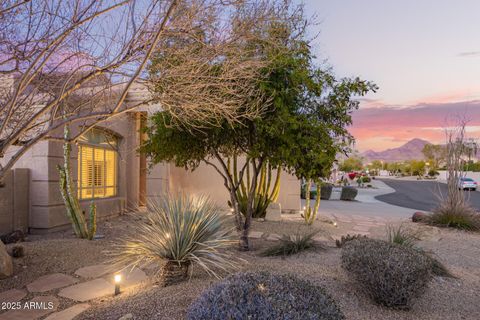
left=0, top=85, right=300, bottom=235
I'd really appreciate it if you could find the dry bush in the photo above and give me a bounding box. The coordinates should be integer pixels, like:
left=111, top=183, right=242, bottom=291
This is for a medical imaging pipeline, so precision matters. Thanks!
left=187, top=272, right=345, bottom=320
left=341, top=238, right=432, bottom=309
left=429, top=117, right=480, bottom=231
left=428, top=203, right=480, bottom=231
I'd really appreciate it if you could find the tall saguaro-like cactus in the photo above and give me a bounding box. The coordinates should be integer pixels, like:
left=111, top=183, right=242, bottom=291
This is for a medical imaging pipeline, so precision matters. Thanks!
left=57, top=124, right=97, bottom=240
left=229, top=156, right=281, bottom=219
left=303, top=178, right=321, bottom=225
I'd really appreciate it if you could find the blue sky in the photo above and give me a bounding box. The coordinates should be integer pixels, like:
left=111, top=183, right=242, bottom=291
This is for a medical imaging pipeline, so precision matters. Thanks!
left=303, top=0, right=480, bottom=150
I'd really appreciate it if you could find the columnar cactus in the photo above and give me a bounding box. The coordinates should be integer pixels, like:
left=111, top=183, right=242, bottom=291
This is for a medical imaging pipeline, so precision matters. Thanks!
left=229, top=156, right=281, bottom=219
left=57, top=124, right=97, bottom=240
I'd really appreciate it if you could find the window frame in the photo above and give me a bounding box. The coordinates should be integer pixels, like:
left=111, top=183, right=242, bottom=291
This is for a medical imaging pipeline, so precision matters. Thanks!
left=77, top=131, right=119, bottom=200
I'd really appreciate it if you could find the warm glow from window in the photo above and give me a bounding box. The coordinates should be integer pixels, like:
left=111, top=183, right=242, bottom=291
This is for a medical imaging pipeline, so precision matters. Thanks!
left=78, top=130, right=118, bottom=200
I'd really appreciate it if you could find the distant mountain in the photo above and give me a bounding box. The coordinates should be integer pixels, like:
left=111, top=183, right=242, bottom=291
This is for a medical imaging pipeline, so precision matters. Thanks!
left=361, top=138, right=430, bottom=162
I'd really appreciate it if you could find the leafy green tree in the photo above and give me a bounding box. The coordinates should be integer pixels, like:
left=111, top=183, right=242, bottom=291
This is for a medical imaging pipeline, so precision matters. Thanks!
left=143, top=5, right=376, bottom=248
left=422, top=144, right=446, bottom=169
left=339, top=157, right=364, bottom=172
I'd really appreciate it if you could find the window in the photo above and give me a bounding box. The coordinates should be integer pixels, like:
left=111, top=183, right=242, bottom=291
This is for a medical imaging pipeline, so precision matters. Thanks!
left=78, top=128, right=118, bottom=199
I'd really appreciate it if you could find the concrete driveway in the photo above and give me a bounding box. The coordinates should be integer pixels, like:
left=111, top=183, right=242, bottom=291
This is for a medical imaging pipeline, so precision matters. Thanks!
left=377, top=178, right=480, bottom=212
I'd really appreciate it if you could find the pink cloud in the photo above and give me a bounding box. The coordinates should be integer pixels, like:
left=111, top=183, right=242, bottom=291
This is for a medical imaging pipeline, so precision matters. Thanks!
left=351, top=100, right=480, bottom=151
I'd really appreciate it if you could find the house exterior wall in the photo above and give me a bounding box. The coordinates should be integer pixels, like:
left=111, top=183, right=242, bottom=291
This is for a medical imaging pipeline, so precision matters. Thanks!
left=147, top=159, right=301, bottom=212
left=0, top=169, right=29, bottom=234
left=1, top=114, right=139, bottom=233
left=1, top=111, right=301, bottom=234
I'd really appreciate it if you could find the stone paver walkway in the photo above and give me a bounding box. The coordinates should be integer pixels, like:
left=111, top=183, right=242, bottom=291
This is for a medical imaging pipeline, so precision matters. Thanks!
left=0, top=289, right=26, bottom=303
left=58, top=278, right=114, bottom=302
left=44, top=303, right=90, bottom=320
left=0, top=264, right=148, bottom=319
left=27, top=273, right=78, bottom=293
left=75, top=264, right=111, bottom=279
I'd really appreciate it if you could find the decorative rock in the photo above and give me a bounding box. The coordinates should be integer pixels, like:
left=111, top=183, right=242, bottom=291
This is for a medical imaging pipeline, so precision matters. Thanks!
left=44, top=304, right=90, bottom=320
left=0, top=240, right=13, bottom=279
left=58, top=278, right=114, bottom=302
left=0, top=289, right=27, bottom=303
left=248, top=231, right=264, bottom=239
left=412, top=211, right=427, bottom=222
left=27, top=273, right=78, bottom=293
left=0, top=230, right=25, bottom=244
left=75, top=264, right=112, bottom=279
left=266, top=233, right=281, bottom=241
left=118, top=313, right=134, bottom=320
left=0, top=295, right=58, bottom=320
left=10, top=245, right=25, bottom=258
left=265, top=203, right=282, bottom=222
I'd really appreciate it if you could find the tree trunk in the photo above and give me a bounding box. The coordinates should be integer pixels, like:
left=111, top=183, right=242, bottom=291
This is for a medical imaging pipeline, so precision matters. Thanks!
left=160, top=261, right=190, bottom=287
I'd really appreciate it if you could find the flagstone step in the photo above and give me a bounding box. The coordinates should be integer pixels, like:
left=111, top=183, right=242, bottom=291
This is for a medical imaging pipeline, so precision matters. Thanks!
left=44, top=303, right=90, bottom=320
left=27, top=273, right=78, bottom=293
left=0, top=289, right=26, bottom=303
left=58, top=279, right=114, bottom=302
left=75, top=264, right=112, bottom=279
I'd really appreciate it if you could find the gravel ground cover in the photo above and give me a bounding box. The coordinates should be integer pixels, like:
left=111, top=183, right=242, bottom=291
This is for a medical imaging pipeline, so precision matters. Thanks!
left=1, top=213, right=479, bottom=320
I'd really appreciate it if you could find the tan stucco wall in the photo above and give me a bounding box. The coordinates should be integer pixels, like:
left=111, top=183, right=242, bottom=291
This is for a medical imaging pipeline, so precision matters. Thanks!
left=2, top=113, right=140, bottom=233
left=147, top=159, right=301, bottom=212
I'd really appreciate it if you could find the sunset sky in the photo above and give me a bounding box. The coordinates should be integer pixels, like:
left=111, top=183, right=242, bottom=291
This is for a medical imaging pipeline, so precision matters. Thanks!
left=305, top=0, right=480, bottom=151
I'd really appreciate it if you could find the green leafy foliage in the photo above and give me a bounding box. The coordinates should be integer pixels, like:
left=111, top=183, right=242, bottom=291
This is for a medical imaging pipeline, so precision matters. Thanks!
left=339, top=157, right=363, bottom=172
left=143, top=4, right=376, bottom=247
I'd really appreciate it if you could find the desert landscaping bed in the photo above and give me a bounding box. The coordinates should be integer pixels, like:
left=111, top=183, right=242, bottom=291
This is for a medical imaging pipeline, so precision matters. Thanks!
left=1, top=213, right=480, bottom=320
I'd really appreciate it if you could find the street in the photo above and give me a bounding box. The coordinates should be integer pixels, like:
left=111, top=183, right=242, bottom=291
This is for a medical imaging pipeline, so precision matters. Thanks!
left=376, top=179, right=480, bottom=212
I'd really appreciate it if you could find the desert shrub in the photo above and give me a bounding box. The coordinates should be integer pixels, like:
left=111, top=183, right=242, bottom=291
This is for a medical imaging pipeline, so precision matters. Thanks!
left=320, top=183, right=333, bottom=200
left=428, top=169, right=439, bottom=177
left=362, top=176, right=371, bottom=183
left=260, top=231, right=319, bottom=256
left=112, top=194, right=238, bottom=286
left=385, top=226, right=454, bottom=278
left=386, top=224, right=419, bottom=248
left=340, top=186, right=358, bottom=201
left=427, top=203, right=480, bottom=231
left=341, top=238, right=432, bottom=309
left=10, top=245, right=24, bottom=258
left=187, top=272, right=345, bottom=320
left=335, top=234, right=368, bottom=248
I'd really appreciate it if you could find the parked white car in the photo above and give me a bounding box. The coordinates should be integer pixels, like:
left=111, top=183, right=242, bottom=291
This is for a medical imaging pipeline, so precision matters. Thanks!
left=458, top=177, right=477, bottom=191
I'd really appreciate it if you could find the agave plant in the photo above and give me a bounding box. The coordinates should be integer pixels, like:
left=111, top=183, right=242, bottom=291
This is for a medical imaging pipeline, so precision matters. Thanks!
left=113, top=194, right=239, bottom=286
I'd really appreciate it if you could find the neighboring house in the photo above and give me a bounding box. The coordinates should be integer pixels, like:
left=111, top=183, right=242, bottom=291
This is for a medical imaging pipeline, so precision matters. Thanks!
left=0, top=86, right=300, bottom=234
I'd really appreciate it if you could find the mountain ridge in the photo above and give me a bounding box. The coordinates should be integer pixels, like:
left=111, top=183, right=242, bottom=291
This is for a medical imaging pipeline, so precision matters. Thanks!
left=361, top=138, right=430, bottom=162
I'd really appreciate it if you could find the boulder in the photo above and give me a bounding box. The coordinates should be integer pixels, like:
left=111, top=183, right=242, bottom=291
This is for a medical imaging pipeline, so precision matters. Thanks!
left=412, top=211, right=427, bottom=223
left=0, top=240, right=13, bottom=278
left=265, top=203, right=282, bottom=222
left=0, top=230, right=26, bottom=244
